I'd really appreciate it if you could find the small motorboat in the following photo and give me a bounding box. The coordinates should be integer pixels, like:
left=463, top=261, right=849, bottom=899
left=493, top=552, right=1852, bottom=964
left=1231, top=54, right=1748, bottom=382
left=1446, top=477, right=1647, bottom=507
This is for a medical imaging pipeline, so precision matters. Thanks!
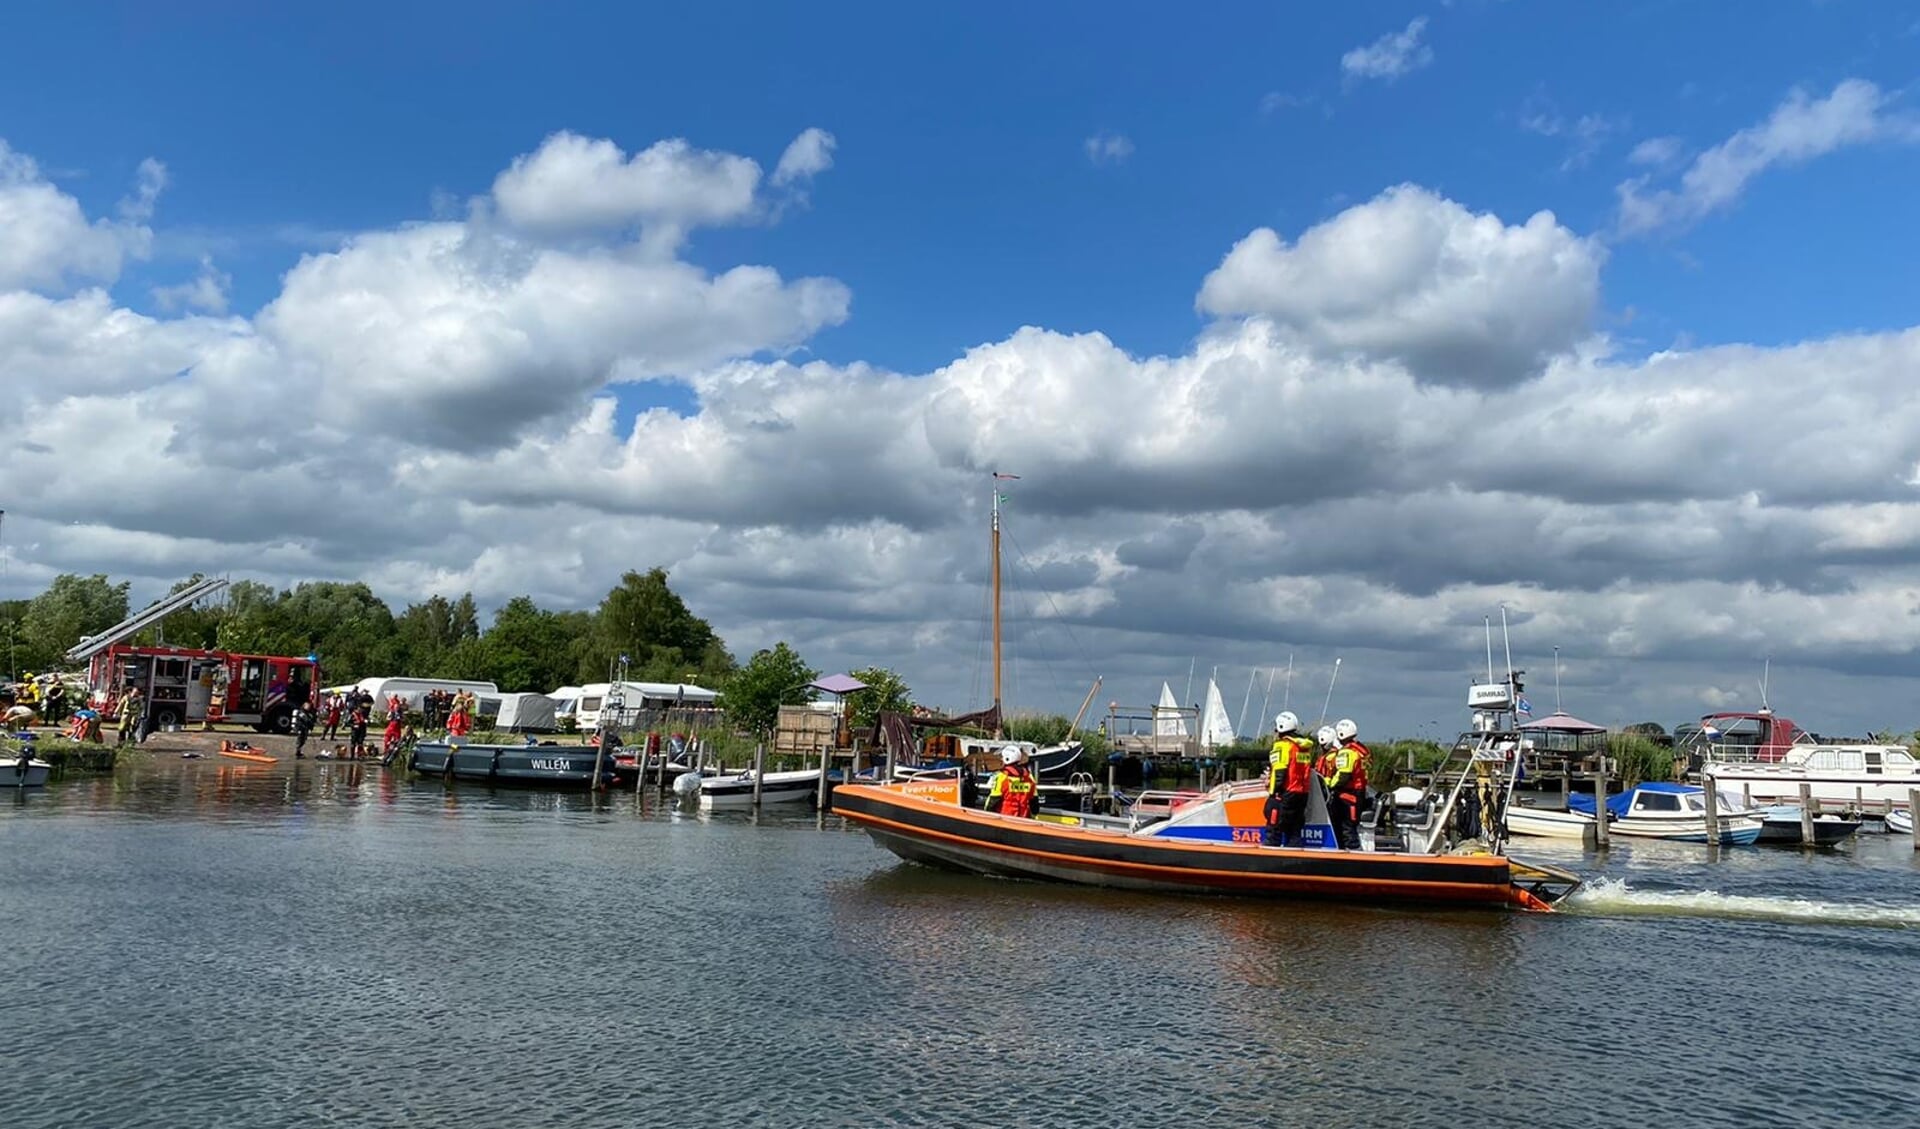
left=1887, top=809, right=1913, bottom=835
left=1564, top=782, right=1764, bottom=845
left=1754, top=805, right=1861, bottom=846
left=2, top=753, right=51, bottom=788
left=698, top=768, right=822, bottom=809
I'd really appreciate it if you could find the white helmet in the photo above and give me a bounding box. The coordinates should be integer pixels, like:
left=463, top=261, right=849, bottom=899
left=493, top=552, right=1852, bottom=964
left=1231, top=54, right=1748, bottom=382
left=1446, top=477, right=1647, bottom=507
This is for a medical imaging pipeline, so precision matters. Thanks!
left=1335, top=718, right=1358, bottom=743
left=1000, top=747, right=1022, bottom=766
left=1273, top=711, right=1299, bottom=735
left=1316, top=725, right=1336, bottom=747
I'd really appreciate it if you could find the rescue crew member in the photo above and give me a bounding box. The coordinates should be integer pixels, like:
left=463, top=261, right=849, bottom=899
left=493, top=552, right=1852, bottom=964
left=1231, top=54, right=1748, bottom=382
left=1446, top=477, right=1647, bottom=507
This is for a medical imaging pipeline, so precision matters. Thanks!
left=984, top=746, right=1038, bottom=818
left=116, top=685, right=145, bottom=746
left=1326, top=718, right=1370, bottom=850
left=1262, top=712, right=1314, bottom=847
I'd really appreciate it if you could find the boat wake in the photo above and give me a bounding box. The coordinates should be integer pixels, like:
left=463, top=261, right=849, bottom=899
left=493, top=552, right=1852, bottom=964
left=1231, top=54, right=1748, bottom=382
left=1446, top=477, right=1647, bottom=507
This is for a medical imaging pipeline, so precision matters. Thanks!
left=1563, top=878, right=1920, bottom=929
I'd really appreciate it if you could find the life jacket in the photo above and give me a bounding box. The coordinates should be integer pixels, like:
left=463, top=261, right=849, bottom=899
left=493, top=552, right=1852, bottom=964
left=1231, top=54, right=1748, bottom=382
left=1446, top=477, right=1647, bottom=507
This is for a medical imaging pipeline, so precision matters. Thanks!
left=1268, top=737, right=1313, bottom=795
left=1332, top=742, right=1370, bottom=795
left=990, top=766, right=1038, bottom=818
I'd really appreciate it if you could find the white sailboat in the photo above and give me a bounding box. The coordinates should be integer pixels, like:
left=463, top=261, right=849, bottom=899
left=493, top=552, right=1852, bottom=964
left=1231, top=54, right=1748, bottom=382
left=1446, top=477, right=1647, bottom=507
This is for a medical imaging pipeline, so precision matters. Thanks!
left=1154, top=683, right=1188, bottom=737
left=1199, top=678, right=1236, bottom=750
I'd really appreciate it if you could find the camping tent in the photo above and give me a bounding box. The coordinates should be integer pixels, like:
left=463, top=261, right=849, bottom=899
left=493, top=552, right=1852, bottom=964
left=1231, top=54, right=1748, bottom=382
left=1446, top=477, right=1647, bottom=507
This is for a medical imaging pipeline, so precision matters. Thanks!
left=495, top=692, right=558, bottom=732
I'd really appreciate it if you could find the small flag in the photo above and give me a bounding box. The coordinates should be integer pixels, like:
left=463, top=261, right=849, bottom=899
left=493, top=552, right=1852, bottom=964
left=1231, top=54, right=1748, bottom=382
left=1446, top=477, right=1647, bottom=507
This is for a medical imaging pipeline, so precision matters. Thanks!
left=1701, top=722, right=1721, bottom=740
left=1515, top=697, right=1533, bottom=717
left=992, top=472, right=1021, bottom=480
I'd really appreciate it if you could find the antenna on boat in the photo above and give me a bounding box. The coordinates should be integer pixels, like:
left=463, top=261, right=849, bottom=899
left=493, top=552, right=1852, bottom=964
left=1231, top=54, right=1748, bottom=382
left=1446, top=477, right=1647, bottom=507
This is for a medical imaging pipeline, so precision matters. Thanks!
left=1317, top=657, right=1342, bottom=727
left=1484, top=617, right=1495, bottom=685
left=1759, top=656, right=1771, bottom=714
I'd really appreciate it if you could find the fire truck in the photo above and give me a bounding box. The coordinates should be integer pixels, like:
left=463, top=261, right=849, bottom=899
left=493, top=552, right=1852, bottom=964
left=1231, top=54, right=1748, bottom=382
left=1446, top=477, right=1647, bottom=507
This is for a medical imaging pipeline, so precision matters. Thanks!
left=87, top=644, right=319, bottom=734
left=65, top=575, right=320, bottom=734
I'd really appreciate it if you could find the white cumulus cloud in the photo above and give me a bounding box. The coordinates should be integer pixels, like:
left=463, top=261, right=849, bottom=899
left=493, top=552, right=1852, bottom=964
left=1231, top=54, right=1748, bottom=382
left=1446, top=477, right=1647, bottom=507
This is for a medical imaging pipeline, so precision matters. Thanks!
left=491, top=131, right=762, bottom=249
left=0, top=141, right=160, bottom=292
left=1196, top=185, right=1603, bottom=387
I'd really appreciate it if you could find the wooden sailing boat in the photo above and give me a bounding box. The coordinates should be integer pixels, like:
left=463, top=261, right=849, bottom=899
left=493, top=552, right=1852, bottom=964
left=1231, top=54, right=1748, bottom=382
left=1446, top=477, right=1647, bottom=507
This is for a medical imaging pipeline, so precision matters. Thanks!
left=986, top=475, right=1093, bottom=779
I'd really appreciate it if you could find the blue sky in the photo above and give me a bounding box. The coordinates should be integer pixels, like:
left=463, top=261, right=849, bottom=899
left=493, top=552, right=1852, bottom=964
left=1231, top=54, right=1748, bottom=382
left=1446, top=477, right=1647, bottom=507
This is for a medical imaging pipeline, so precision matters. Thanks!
left=6, top=3, right=1920, bottom=733
left=9, top=1, right=1916, bottom=375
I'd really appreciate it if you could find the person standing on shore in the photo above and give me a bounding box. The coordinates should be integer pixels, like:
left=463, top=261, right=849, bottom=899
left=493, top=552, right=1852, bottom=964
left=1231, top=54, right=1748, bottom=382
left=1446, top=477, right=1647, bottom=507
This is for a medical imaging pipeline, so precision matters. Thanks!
left=292, top=704, right=314, bottom=758
left=42, top=678, right=66, bottom=727
left=116, top=685, right=145, bottom=745
left=348, top=703, right=369, bottom=759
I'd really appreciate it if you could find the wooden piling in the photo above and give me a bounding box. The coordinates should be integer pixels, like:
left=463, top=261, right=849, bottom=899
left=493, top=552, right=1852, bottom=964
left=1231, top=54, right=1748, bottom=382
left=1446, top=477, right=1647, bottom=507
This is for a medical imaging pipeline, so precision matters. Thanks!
left=1703, top=771, right=1721, bottom=845
left=1911, top=789, right=1919, bottom=851
left=1798, top=782, right=1815, bottom=847
left=1592, top=755, right=1609, bottom=849
left=816, top=739, right=832, bottom=810
left=752, top=741, right=765, bottom=807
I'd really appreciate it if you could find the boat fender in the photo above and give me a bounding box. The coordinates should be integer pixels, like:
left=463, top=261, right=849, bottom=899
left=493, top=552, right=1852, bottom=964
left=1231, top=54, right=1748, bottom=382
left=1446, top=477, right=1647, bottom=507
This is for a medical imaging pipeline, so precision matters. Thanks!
left=671, top=771, right=702, bottom=798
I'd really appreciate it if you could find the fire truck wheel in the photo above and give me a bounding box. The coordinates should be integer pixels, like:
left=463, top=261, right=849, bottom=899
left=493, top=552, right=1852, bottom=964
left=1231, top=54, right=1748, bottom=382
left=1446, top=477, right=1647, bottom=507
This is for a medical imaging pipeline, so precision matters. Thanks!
left=151, top=707, right=182, bottom=731
left=261, top=707, right=292, bottom=735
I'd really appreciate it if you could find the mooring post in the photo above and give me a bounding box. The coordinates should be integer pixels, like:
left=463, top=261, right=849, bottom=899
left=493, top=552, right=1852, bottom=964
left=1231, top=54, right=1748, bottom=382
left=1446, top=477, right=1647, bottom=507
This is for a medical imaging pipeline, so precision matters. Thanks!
left=752, top=740, right=765, bottom=807
left=1592, top=755, right=1610, bottom=849
left=1798, top=782, right=1816, bottom=847
left=816, top=738, right=832, bottom=810
left=1107, top=760, right=1117, bottom=816
left=1911, top=789, right=1919, bottom=851
left=1703, top=772, right=1721, bottom=845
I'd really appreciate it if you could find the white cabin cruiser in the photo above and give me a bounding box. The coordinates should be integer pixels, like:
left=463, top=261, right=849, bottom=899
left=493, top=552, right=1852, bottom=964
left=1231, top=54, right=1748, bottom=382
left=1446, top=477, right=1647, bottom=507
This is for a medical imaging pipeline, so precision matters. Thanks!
left=1704, top=743, right=1920, bottom=810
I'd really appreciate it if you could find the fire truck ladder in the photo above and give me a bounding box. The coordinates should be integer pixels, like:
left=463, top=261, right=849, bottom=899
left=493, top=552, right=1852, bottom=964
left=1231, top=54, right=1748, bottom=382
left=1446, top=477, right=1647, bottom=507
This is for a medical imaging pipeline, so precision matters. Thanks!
left=63, top=576, right=231, bottom=664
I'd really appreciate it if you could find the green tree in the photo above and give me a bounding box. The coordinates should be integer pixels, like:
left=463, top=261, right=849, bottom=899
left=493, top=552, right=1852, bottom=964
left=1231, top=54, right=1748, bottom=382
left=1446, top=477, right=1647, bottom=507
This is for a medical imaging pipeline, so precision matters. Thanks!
left=275, top=582, right=399, bottom=682
left=478, top=596, right=580, bottom=691
left=1623, top=721, right=1667, bottom=737
left=21, top=573, right=131, bottom=668
left=718, top=642, right=818, bottom=735
left=844, top=666, right=914, bottom=729
left=215, top=580, right=300, bottom=656
left=393, top=593, right=480, bottom=675
left=585, top=568, right=730, bottom=683
left=137, top=574, right=225, bottom=650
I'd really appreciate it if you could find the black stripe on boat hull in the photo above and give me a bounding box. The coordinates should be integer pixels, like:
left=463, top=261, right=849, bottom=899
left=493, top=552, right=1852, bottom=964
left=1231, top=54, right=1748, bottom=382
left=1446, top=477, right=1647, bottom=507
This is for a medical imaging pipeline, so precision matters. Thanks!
left=834, top=785, right=1513, bottom=906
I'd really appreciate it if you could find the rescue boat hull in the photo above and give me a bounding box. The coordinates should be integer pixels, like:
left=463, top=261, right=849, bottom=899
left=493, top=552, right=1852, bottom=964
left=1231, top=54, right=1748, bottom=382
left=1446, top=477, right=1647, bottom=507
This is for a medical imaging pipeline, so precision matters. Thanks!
left=834, top=784, right=1532, bottom=908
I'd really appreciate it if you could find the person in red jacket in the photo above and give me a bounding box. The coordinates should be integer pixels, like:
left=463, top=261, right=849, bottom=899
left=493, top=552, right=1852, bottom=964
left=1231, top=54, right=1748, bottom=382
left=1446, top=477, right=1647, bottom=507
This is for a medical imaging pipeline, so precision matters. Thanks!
left=984, top=747, right=1038, bottom=818
left=1326, top=718, right=1370, bottom=850
left=1262, top=712, right=1316, bottom=847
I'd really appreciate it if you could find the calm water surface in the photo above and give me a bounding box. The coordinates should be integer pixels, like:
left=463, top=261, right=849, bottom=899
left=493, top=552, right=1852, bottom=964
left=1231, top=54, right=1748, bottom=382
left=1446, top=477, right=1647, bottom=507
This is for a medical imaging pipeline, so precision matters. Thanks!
left=5, top=756, right=1918, bottom=1128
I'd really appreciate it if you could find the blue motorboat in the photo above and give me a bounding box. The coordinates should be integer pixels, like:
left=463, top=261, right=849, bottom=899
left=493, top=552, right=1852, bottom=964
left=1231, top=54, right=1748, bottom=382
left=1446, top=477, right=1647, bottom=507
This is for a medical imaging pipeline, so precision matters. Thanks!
left=1567, top=781, right=1763, bottom=844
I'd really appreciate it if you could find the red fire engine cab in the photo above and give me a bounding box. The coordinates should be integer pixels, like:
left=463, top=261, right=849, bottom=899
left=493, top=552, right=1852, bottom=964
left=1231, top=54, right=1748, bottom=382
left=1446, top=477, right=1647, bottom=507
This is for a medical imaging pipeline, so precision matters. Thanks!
left=89, top=645, right=320, bottom=734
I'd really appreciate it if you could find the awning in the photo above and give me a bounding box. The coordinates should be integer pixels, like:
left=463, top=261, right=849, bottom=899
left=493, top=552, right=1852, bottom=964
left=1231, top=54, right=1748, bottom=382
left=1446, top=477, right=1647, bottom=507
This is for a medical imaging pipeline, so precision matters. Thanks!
left=1518, top=711, right=1606, bottom=733
left=810, top=673, right=869, bottom=696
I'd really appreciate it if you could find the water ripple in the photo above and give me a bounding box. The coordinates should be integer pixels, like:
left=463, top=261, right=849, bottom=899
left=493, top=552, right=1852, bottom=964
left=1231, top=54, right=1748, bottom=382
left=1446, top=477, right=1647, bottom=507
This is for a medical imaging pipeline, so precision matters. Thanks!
left=4, top=762, right=1919, bottom=1127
